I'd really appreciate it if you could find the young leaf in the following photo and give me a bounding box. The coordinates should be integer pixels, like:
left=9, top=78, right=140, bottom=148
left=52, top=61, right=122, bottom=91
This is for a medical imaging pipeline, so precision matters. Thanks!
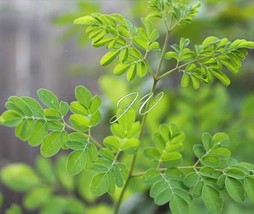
left=100, top=50, right=120, bottom=66
left=90, top=173, right=109, bottom=196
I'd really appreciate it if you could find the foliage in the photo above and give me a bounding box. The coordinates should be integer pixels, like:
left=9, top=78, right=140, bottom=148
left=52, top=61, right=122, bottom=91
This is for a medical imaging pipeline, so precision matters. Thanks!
left=1, top=0, right=254, bottom=213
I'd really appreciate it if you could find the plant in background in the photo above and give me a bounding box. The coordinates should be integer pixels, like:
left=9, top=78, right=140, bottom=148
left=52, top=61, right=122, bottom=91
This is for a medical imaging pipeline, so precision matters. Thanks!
left=1, top=0, right=254, bottom=213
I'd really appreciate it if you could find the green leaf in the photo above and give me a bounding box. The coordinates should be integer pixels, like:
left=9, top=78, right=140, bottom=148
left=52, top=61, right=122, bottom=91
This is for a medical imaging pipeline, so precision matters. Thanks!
left=66, top=151, right=86, bottom=176
left=193, top=144, right=206, bottom=158
left=75, top=85, right=92, bottom=108
left=69, top=114, right=90, bottom=132
left=201, top=156, right=221, bottom=168
left=21, top=97, right=44, bottom=117
left=70, top=101, right=89, bottom=116
left=144, top=147, right=161, bottom=160
left=5, top=204, right=22, bottom=214
left=23, top=186, right=52, bottom=210
left=90, top=96, right=101, bottom=114
left=59, top=101, right=69, bottom=116
left=202, top=132, right=212, bottom=151
left=170, top=194, right=189, bottom=214
left=90, top=173, right=108, bottom=196
left=212, top=132, right=230, bottom=147
left=225, top=177, right=245, bottom=202
left=133, top=36, right=148, bottom=50
left=210, top=69, right=231, bottom=86
left=37, top=88, right=59, bottom=110
left=114, top=63, right=131, bottom=76
left=74, top=15, right=96, bottom=25
left=1, top=164, right=39, bottom=192
left=90, top=111, right=102, bottom=126
left=193, top=181, right=204, bottom=198
left=100, top=50, right=120, bottom=66
left=8, top=96, right=33, bottom=116
left=181, top=73, right=190, bottom=87
left=126, top=64, right=136, bottom=81
left=40, top=131, right=68, bottom=157
left=202, top=185, right=223, bottom=214
left=35, top=156, right=55, bottom=183
left=183, top=172, right=199, bottom=188
left=244, top=177, right=254, bottom=203
left=15, top=119, right=35, bottom=140
left=142, top=168, right=161, bottom=184
left=28, top=120, right=48, bottom=146
left=0, top=110, right=22, bottom=127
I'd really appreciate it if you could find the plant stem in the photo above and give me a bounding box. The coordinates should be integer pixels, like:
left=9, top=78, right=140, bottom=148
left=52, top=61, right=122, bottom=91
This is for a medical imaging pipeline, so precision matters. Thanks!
left=114, top=26, right=170, bottom=214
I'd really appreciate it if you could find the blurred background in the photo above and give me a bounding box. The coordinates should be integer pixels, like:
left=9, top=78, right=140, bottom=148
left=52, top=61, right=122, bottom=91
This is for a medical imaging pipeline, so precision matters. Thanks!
left=0, top=0, right=254, bottom=213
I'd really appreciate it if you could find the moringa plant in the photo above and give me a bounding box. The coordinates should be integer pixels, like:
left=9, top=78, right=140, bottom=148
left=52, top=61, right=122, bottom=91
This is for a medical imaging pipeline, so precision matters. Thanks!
left=1, top=0, right=254, bottom=213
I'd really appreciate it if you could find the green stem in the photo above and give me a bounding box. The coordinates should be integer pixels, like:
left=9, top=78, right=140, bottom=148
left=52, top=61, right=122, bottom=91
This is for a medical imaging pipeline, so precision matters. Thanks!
left=114, top=20, right=171, bottom=214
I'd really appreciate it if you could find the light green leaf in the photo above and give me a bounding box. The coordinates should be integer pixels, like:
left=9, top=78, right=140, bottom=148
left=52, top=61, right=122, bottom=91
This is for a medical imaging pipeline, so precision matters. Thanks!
left=70, top=101, right=89, bottom=116
left=15, top=119, right=35, bottom=140
left=37, top=88, right=59, bottom=110
left=59, top=101, right=69, bottom=116
left=66, top=151, right=86, bottom=176
left=114, top=63, right=131, bottom=76
left=28, top=120, right=48, bottom=146
left=40, top=131, right=68, bottom=157
left=211, top=70, right=231, bottom=86
left=35, top=156, right=55, bottom=183
left=0, top=110, right=22, bottom=127
left=1, top=164, right=39, bottom=192
left=8, top=96, right=33, bottom=116
left=89, top=96, right=101, bottom=114
left=90, top=111, right=102, bottom=126
left=100, top=50, right=120, bottom=66
left=170, top=194, right=189, bottom=214
left=69, top=114, right=90, bottom=132
left=23, top=186, right=52, bottom=210
left=126, top=64, right=136, bottom=81
left=74, top=15, right=96, bottom=25
left=212, top=133, right=230, bottom=147
left=181, top=73, right=190, bottom=87
left=164, top=51, right=178, bottom=60
left=21, top=97, right=44, bottom=117
left=133, top=36, right=148, bottom=50
left=75, top=85, right=92, bottom=108
left=225, top=177, right=245, bottom=202
left=202, top=185, right=223, bottom=214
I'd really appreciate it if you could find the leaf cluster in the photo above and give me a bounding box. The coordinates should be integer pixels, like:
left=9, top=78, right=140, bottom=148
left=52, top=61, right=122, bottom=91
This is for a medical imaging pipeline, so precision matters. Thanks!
left=143, top=129, right=254, bottom=213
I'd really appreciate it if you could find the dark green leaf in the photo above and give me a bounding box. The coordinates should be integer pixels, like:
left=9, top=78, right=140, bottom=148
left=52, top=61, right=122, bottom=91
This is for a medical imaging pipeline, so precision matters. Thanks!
left=244, top=177, right=254, bottom=203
